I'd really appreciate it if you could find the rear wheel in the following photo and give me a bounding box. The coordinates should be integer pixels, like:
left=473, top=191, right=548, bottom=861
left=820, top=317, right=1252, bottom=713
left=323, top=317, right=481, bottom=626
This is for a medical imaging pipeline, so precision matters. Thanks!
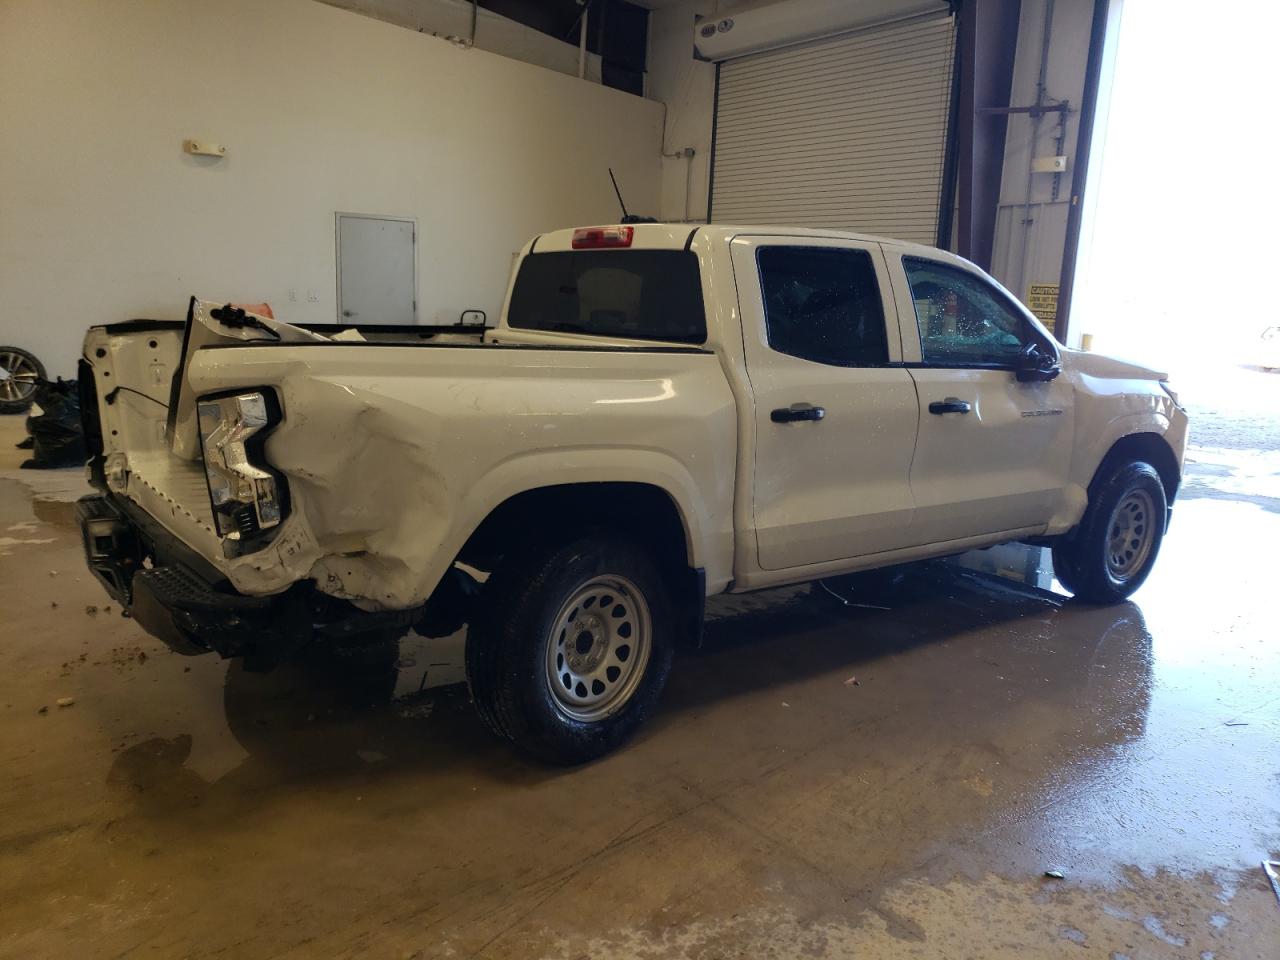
left=1053, top=460, right=1167, bottom=604
left=0, top=347, right=44, bottom=414
left=465, top=535, right=674, bottom=764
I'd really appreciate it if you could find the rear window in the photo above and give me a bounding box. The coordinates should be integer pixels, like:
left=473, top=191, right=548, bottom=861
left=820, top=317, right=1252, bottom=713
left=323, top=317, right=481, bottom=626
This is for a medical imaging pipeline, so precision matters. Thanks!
left=507, top=250, right=706, bottom=344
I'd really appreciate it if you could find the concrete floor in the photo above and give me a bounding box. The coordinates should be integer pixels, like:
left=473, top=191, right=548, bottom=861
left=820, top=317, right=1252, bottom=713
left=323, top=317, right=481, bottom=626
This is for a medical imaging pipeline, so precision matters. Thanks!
left=1, top=364, right=1278, bottom=958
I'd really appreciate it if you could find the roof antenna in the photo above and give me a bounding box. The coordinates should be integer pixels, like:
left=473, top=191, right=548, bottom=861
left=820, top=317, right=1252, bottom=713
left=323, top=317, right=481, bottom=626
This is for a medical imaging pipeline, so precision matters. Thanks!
left=608, top=167, right=657, bottom=224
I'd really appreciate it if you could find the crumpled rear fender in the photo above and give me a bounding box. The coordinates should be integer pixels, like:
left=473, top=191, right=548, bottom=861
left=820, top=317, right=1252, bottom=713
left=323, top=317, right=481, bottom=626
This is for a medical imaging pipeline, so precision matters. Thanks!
left=184, top=343, right=737, bottom=609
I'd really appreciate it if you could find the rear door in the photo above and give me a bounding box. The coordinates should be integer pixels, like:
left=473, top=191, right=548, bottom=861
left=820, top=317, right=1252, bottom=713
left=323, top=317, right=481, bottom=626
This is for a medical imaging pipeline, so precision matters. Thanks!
left=887, top=252, right=1075, bottom=543
left=731, top=236, right=919, bottom=570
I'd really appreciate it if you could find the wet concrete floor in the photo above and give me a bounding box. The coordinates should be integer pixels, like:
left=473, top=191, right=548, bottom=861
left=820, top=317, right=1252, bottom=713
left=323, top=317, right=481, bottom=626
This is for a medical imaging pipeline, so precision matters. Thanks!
left=1, top=369, right=1278, bottom=958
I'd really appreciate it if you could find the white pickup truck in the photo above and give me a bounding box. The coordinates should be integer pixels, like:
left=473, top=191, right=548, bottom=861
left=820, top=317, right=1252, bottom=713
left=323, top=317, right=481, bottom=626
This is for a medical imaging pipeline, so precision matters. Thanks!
left=77, top=223, right=1187, bottom=762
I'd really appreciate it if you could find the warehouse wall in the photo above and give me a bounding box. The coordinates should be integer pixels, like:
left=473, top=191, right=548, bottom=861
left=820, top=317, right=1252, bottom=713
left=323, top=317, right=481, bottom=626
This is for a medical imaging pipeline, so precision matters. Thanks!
left=988, top=0, right=1101, bottom=344
left=649, top=0, right=1105, bottom=343
left=648, top=0, right=716, bottom=222
left=0, top=0, right=662, bottom=376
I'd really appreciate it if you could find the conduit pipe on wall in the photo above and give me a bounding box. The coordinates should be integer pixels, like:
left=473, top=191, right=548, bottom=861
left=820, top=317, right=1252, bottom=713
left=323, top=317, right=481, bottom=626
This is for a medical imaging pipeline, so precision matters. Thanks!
left=1013, top=0, right=1056, bottom=300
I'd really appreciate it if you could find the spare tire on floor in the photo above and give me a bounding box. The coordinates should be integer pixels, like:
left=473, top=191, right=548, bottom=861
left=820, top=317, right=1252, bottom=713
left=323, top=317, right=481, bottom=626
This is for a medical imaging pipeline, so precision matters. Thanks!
left=1, top=347, right=45, bottom=414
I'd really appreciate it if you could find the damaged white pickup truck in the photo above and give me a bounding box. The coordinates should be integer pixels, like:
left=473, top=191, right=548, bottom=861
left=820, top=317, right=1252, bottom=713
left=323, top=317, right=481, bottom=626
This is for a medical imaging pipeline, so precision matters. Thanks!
left=77, top=224, right=1187, bottom=762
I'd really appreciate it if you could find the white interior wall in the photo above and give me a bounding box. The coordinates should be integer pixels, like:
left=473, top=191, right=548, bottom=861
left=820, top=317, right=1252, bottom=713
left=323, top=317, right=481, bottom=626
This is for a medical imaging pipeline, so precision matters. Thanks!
left=0, top=0, right=662, bottom=377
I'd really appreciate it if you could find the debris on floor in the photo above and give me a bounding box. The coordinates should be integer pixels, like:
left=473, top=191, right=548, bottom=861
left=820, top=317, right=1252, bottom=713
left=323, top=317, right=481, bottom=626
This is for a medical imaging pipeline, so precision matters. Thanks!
left=1058, top=926, right=1087, bottom=945
left=1044, top=869, right=1066, bottom=880
left=1141, top=915, right=1187, bottom=947
left=844, top=675, right=860, bottom=686
left=55, top=696, right=75, bottom=708
left=1263, top=861, right=1280, bottom=905
left=395, top=699, right=435, bottom=720
left=817, top=580, right=891, bottom=610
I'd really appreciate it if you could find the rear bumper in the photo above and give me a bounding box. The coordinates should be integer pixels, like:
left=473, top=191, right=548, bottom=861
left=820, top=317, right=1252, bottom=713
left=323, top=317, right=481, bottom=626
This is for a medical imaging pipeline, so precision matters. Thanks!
left=76, top=493, right=310, bottom=661
left=77, top=493, right=425, bottom=665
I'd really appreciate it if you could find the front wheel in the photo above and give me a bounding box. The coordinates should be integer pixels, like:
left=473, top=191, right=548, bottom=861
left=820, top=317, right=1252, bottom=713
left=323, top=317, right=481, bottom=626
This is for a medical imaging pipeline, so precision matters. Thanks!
left=465, top=535, right=674, bottom=764
left=1053, top=460, right=1167, bottom=604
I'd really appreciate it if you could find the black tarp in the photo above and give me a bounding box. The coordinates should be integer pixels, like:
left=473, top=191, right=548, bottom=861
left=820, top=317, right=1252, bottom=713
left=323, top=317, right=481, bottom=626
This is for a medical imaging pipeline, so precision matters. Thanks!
left=21, top=378, right=87, bottom=469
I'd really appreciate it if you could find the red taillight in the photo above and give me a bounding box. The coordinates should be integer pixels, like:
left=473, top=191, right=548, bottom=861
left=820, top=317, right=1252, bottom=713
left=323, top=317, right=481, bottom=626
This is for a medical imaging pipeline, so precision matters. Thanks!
left=571, top=226, right=634, bottom=249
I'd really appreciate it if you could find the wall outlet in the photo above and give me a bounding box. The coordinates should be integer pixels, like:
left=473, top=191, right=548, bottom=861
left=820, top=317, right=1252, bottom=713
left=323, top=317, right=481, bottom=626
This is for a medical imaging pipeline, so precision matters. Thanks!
left=306, top=290, right=319, bottom=302
left=288, top=288, right=297, bottom=302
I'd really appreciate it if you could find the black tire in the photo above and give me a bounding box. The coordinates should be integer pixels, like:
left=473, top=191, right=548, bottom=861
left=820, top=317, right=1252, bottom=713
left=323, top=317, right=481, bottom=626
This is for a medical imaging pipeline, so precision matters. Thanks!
left=465, top=535, right=675, bottom=764
left=1049, top=539, right=1084, bottom=595
left=0, top=347, right=45, bottom=414
left=1053, top=460, right=1167, bottom=604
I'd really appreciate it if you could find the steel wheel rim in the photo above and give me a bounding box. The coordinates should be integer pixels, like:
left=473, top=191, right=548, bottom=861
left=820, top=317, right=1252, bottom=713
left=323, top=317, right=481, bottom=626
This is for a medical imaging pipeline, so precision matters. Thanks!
left=544, top=574, right=651, bottom=722
left=0, top=352, right=39, bottom=403
left=1106, top=488, right=1156, bottom=581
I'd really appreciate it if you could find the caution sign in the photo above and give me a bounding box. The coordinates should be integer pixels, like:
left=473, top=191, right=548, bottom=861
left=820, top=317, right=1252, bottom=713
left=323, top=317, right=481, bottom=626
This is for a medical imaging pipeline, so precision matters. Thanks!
left=1027, top=283, right=1060, bottom=333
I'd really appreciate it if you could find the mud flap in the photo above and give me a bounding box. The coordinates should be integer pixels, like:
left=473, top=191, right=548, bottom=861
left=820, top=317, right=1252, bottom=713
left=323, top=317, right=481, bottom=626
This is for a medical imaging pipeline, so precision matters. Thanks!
left=685, top=567, right=706, bottom=648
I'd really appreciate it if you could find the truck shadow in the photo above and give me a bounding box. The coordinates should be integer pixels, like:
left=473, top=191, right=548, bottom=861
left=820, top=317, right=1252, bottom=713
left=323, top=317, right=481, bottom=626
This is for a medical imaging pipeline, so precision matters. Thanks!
left=105, top=548, right=1154, bottom=810
left=664, top=559, right=1152, bottom=716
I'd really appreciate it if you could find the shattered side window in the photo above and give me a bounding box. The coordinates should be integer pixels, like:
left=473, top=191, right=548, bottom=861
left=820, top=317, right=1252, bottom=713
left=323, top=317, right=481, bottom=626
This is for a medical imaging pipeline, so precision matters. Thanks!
left=757, top=246, right=890, bottom=367
left=903, top=257, right=1034, bottom=367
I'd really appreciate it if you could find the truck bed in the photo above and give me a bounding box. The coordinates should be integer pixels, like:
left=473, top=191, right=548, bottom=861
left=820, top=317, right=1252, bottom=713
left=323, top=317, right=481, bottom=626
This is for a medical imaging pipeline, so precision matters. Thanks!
left=82, top=304, right=737, bottom=608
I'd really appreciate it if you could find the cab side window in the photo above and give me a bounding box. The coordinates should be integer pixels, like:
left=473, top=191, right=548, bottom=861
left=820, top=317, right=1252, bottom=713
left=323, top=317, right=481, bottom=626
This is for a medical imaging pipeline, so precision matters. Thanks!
left=758, top=246, right=889, bottom=367
left=903, top=257, right=1038, bottom=367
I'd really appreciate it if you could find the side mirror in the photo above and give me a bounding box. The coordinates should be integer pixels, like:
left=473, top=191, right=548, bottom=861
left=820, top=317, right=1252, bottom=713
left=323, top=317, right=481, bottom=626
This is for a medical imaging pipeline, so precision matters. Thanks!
left=1015, top=342, right=1061, bottom=382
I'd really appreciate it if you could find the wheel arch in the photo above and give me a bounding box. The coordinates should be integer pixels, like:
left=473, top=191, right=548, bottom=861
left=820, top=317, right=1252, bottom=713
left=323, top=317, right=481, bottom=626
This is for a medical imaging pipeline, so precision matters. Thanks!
left=454, top=481, right=707, bottom=647
left=456, top=481, right=695, bottom=575
left=1091, top=431, right=1181, bottom=505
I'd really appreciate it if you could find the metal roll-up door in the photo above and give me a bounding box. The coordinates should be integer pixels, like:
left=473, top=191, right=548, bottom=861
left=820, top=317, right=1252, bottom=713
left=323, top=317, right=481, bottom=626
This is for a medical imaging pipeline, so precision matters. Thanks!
left=710, top=14, right=956, bottom=244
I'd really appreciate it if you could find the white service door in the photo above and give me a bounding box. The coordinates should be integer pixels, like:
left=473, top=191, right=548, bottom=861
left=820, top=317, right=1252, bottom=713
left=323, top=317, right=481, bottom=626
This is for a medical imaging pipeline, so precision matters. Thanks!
left=337, top=214, right=416, bottom=325
left=732, top=236, right=919, bottom=571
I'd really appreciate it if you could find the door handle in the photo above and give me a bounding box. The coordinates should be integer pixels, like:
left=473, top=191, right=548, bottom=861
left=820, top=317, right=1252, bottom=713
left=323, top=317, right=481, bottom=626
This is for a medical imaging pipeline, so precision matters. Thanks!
left=928, top=397, right=971, bottom=415
left=771, top=404, right=826, bottom=423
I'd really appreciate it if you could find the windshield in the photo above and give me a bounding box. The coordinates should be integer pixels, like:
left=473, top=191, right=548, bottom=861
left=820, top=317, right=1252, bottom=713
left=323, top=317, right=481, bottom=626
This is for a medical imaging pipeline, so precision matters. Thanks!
left=507, top=250, right=706, bottom=344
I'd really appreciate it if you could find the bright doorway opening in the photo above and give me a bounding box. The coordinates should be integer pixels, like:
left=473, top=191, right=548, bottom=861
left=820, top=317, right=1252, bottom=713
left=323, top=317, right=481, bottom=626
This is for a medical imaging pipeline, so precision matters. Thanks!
left=1076, top=0, right=1280, bottom=502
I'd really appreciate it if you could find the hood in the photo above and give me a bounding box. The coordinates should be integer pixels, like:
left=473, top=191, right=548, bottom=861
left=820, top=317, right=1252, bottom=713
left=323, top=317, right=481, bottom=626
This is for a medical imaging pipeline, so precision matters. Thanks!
left=1063, top=349, right=1168, bottom=382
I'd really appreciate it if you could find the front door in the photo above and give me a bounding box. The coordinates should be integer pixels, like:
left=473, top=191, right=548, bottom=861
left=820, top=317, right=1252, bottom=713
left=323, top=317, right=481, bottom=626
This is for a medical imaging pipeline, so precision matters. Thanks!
left=336, top=213, right=416, bottom=325
left=731, top=236, right=920, bottom=571
left=889, top=253, right=1075, bottom=544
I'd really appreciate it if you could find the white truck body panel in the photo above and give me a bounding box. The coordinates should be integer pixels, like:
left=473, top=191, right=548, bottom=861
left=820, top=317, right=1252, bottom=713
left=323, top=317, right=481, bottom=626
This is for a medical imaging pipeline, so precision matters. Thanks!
left=81, top=223, right=1188, bottom=613
left=729, top=234, right=920, bottom=569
